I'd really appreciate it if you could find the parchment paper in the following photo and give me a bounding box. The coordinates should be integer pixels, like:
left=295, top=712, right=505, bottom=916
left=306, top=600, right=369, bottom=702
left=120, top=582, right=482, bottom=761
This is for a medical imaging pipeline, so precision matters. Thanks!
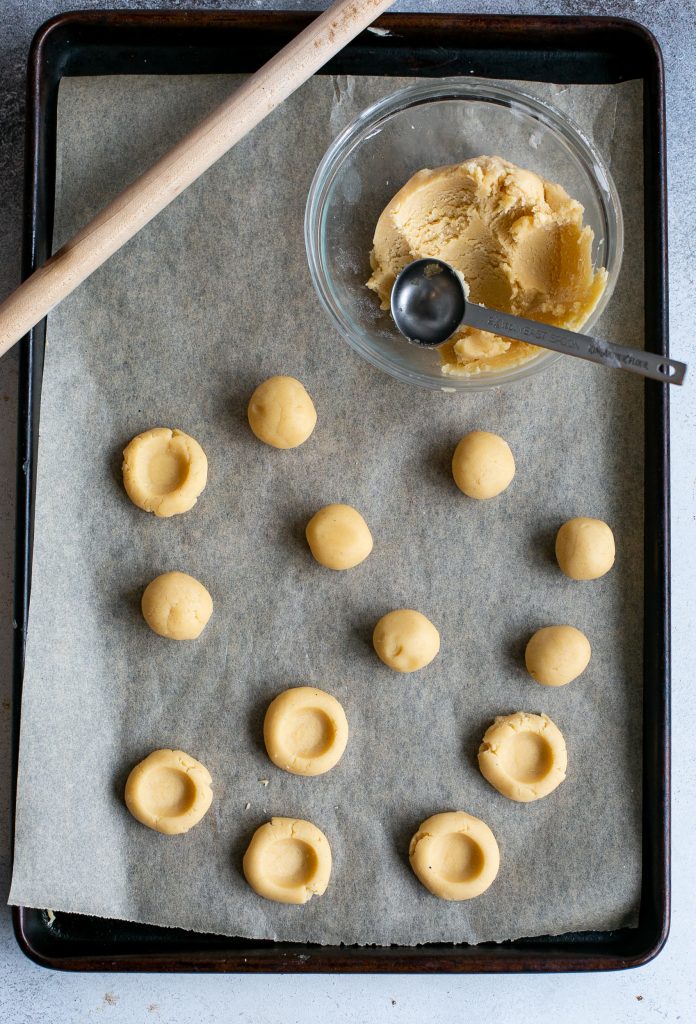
left=9, top=72, right=644, bottom=945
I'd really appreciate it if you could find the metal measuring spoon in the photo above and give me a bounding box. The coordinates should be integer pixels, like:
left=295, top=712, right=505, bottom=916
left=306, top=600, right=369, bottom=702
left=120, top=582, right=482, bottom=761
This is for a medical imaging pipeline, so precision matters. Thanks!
left=390, top=258, right=686, bottom=385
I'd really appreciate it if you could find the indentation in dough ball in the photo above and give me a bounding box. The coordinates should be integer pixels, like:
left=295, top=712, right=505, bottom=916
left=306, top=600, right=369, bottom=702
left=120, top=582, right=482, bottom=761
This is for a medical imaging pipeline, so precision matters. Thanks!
left=243, top=817, right=332, bottom=904
left=373, top=609, right=440, bottom=673
left=478, top=712, right=567, bottom=802
left=141, top=571, right=213, bottom=640
left=525, top=625, right=591, bottom=686
left=451, top=430, right=515, bottom=499
left=290, top=709, right=333, bottom=757
left=247, top=376, right=317, bottom=449
left=433, top=833, right=484, bottom=883
left=124, top=749, right=213, bottom=835
left=409, top=811, right=499, bottom=900
left=122, top=427, right=207, bottom=517
left=305, top=504, right=373, bottom=570
left=555, top=517, right=615, bottom=580
left=263, top=686, right=349, bottom=776
left=264, top=838, right=318, bottom=887
left=499, top=731, right=553, bottom=783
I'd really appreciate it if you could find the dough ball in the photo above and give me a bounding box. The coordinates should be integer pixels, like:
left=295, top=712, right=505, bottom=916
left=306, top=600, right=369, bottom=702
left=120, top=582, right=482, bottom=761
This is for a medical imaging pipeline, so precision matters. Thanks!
left=525, top=625, right=591, bottom=687
left=451, top=431, right=515, bottom=499
left=409, top=811, right=500, bottom=900
left=264, top=686, right=349, bottom=776
left=247, top=375, right=317, bottom=449
left=124, top=749, right=213, bottom=835
left=305, top=503, right=373, bottom=570
left=243, top=817, right=332, bottom=904
left=478, top=712, right=567, bottom=802
left=373, top=609, right=440, bottom=673
left=141, top=571, right=213, bottom=640
left=556, top=517, right=615, bottom=580
left=122, top=427, right=207, bottom=517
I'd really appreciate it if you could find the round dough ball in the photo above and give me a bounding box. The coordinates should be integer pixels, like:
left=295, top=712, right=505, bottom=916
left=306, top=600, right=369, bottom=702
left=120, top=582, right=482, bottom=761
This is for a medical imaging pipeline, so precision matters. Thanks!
left=373, top=609, right=440, bottom=673
left=478, top=712, right=567, bottom=802
left=264, top=686, right=349, bottom=776
left=555, top=517, right=615, bottom=580
left=141, top=571, right=213, bottom=640
left=124, top=749, right=213, bottom=835
left=452, top=430, right=515, bottom=499
left=122, top=427, right=207, bottom=517
left=409, top=811, right=500, bottom=901
left=305, top=504, right=373, bottom=570
left=525, top=625, right=591, bottom=687
left=243, top=817, right=332, bottom=904
left=247, top=375, right=317, bottom=449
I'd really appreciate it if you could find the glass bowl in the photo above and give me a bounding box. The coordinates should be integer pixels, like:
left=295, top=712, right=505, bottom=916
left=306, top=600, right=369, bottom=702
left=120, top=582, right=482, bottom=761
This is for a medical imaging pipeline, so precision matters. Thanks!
left=305, top=79, right=623, bottom=391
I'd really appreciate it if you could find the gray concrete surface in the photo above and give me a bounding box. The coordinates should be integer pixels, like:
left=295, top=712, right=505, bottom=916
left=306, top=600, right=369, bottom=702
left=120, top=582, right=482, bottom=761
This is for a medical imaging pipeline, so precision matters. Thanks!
left=1, top=1, right=694, bottom=1021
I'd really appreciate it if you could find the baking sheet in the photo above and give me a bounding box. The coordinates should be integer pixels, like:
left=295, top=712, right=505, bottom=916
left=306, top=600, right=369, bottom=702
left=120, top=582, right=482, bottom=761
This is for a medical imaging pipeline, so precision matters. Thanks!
left=9, top=73, right=644, bottom=945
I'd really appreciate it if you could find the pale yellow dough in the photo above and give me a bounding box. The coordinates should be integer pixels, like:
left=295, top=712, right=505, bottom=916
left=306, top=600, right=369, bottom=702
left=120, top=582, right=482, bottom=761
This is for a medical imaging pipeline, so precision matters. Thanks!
left=247, top=375, right=317, bottom=449
left=124, top=749, right=213, bottom=835
left=478, top=712, right=567, bottom=802
left=141, top=571, right=213, bottom=640
left=243, top=817, right=332, bottom=904
left=264, top=686, right=349, bottom=776
left=122, top=427, right=207, bottom=517
left=556, top=517, right=615, bottom=580
left=367, top=154, right=607, bottom=376
left=373, top=609, right=440, bottom=673
left=409, top=811, right=500, bottom=900
left=305, top=503, right=373, bottom=570
left=451, top=430, right=515, bottom=499
left=525, top=625, right=591, bottom=687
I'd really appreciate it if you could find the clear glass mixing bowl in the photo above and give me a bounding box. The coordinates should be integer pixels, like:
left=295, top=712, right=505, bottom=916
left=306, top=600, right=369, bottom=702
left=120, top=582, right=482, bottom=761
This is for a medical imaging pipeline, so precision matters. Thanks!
left=305, top=79, right=623, bottom=391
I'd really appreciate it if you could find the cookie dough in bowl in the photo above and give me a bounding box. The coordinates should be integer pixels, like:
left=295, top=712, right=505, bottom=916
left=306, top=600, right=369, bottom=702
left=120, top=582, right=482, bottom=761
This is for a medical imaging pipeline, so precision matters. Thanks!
left=247, top=375, right=317, bottom=449
left=478, top=712, right=567, bottom=802
left=122, top=427, right=207, bottom=517
left=305, top=503, right=373, bottom=570
left=243, top=817, right=332, bottom=904
left=367, top=155, right=607, bottom=377
left=525, top=625, right=591, bottom=687
left=373, top=609, right=440, bottom=673
left=141, top=571, right=213, bottom=640
left=124, top=749, right=213, bottom=835
left=264, top=686, right=349, bottom=776
left=409, top=811, right=500, bottom=900
left=556, top=517, right=615, bottom=580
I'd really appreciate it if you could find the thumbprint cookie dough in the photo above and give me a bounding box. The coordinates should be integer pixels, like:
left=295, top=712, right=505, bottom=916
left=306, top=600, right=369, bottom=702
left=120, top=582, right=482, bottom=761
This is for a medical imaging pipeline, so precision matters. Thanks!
left=122, top=428, right=207, bottom=517
left=556, top=516, right=615, bottom=580
left=141, top=571, right=213, bottom=640
left=243, top=817, right=332, bottom=904
left=124, top=749, right=213, bottom=835
left=409, top=811, right=500, bottom=900
left=373, top=609, right=440, bottom=673
left=478, top=712, right=567, bottom=802
left=264, top=686, right=349, bottom=776
left=525, top=625, right=591, bottom=687
left=451, top=430, right=515, bottom=499
left=367, top=155, right=607, bottom=376
left=247, top=375, right=317, bottom=449
left=305, top=503, right=373, bottom=570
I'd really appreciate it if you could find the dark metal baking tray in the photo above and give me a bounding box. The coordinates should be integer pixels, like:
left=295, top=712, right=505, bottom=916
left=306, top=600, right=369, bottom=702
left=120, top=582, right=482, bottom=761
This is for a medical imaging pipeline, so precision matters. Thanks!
left=11, top=9, right=670, bottom=973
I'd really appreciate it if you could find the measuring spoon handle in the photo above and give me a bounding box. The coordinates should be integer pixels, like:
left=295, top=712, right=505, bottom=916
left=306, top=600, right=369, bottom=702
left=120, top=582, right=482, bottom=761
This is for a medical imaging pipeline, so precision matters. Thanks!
left=463, top=303, right=686, bottom=385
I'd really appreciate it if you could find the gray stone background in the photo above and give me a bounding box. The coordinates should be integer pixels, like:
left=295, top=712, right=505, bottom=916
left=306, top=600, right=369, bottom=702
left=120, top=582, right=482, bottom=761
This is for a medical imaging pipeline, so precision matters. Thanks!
left=0, top=1, right=694, bottom=1021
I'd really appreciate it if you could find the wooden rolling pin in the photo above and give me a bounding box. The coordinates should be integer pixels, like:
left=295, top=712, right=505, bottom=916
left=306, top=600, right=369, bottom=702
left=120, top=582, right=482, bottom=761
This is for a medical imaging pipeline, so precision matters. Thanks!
left=0, top=0, right=393, bottom=359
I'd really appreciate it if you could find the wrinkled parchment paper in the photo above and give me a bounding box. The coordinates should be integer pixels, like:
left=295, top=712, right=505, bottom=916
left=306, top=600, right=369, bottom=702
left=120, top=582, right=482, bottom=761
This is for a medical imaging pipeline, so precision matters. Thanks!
left=10, top=73, right=644, bottom=945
